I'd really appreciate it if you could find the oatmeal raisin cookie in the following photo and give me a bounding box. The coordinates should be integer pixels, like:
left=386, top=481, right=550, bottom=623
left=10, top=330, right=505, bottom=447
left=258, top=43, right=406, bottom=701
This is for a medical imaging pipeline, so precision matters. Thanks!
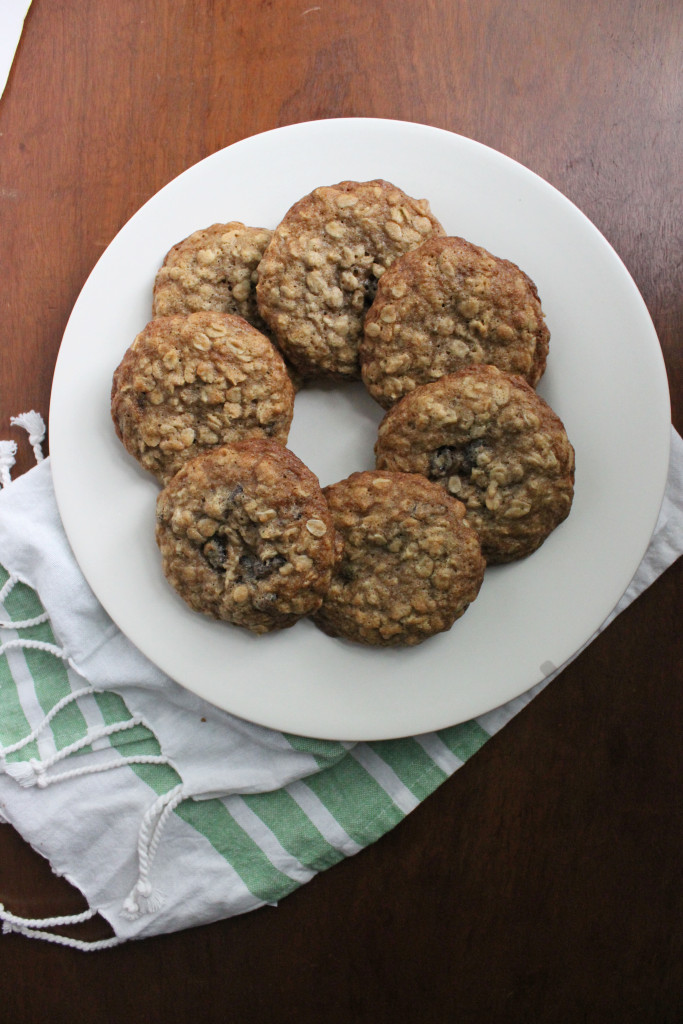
left=312, top=470, right=485, bottom=646
left=360, top=235, right=549, bottom=408
left=256, top=180, right=444, bottom=381
left=374, top=365, right=574, bottom=563
left=111, top=311, right=294, bottom=483
left=152, top=222, right=272, bottom=333
left=155, top=439, right=339, bottom=634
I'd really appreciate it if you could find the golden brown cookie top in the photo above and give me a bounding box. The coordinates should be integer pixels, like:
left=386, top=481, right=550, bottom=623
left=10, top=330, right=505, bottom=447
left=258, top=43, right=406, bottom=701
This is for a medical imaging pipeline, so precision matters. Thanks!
left=312, top=470, right=485, bottom=647
left=374, top=365, right=574, bottom=564
left=155, top=439, right=340, bottom=634
left=152, top=222, right=273, bottom=334
left=360, top=235, right=549, bottom=409
left=255, top=180, right=445, bottom=381
left=111, top=311, right=294, bottom=484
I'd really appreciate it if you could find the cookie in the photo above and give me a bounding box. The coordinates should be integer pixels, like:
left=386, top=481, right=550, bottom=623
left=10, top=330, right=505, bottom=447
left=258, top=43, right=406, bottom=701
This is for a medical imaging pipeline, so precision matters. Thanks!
left=111, top=311, right=295, bottom=484
left=374, top=365, right=574, bottom=564
left=360, top=235, right=549, bottom=409
left=152, top=222, right=273, bottom=333
left=312, top=470, right=485, bottom=647
left=155, top=439, right=339, bottom=634
left=256, top=180, right=444, bottom=381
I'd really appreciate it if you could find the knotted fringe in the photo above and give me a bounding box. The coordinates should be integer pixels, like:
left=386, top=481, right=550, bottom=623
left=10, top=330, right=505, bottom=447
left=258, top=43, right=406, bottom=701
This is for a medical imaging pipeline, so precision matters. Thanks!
left=10, top=411, right=46, bottom=463
left=0, top=621, right=185, bottom=935
left=0, top=487, right=189, bottom=942
left=0, top=580, right=176, bottom=792
left=1, top=684, right=100, bottom=758
left=0, top=410, right=46, bottom=488
left=0, top=441, right=17, bottom=488
left=0, top=905, right=123, bottom=951
left=0, top=636, right=68, bottom=661
left=0, top=664, right=185, bottom=935
left=0, top=665, right=134, bottom=948
left=2, top=727, right=171, bottom=789
left=122, top=783, right=187, bottom=919
left=0, top=681, right=175, bottom=792
left=0, top=572, right=49, bottom=628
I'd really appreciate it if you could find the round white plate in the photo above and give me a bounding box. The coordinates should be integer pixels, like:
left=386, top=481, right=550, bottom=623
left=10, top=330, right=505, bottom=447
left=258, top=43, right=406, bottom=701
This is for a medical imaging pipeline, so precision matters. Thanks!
left=50, top=118, right=671, bottom=740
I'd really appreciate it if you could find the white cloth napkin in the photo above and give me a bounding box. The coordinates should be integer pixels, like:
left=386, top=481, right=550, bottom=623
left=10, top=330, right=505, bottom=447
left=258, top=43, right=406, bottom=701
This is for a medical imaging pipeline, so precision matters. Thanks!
left=0, top=423, right=680, bottom=948
left=0, top=0, right=32, bottom=98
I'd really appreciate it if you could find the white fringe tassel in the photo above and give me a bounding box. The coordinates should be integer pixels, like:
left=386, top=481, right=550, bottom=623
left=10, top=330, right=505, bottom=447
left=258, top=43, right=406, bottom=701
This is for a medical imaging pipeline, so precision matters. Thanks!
left=0, top=410, right=47, bottom=487
left=0, top=441, right=17, bottom=488
left=10, top=410, right=46, bottom=463
left=122, top=783, right=186, bottom=919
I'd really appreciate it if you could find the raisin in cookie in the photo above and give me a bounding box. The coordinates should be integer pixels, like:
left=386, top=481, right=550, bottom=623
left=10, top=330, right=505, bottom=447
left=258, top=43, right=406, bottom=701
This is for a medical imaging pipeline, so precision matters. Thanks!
left=360, top=236, right=549, bottom=409
left=155, top=439, right=339, bottom=634
left=111, top=311, right=294, bottom=484
left=375, top=365, right=574, bottom=563
left=152, top=222, right=273, bottom=333
left=312, top=470, right=485, bottom=647
left=256, top=180, right=444, bottom=381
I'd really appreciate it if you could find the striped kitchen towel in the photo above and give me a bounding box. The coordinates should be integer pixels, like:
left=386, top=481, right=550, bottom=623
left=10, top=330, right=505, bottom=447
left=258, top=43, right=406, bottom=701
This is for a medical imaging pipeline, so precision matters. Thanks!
left=0, top=417, right=681, bottom=949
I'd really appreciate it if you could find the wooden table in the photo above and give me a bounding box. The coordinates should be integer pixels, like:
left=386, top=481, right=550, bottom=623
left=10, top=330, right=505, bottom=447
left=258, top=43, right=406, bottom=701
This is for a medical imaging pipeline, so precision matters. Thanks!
left=1, top=1, right=680, bottom=1020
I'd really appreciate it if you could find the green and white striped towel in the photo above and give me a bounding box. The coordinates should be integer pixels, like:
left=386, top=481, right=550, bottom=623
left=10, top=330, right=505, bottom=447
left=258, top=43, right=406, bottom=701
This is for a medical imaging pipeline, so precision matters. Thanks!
left=0, top=418, right=681, bottom=949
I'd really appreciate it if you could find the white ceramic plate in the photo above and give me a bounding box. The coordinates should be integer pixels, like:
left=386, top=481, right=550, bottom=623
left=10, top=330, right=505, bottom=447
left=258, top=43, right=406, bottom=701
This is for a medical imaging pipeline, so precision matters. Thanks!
left=49, top=118, right=671, bottom=740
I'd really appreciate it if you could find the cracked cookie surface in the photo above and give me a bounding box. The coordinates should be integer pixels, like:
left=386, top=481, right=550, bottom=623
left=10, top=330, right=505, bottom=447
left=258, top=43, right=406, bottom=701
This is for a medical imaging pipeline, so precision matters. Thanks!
left=152, top=222, right=273, bottom=333
left=255, top=180, right=444, bottom=381
left=374, top=365, right=574, bottom=564
left=312, top=470, right=485, bottom=647
left=111, top=311, right=294, bottom=484
left=360, top=235, right=549, bottom=409
left=155, top=439, right=339, bottom=634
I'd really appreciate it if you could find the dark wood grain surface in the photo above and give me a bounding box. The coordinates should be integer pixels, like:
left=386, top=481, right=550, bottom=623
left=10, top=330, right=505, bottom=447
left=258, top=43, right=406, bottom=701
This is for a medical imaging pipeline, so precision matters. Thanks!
left=1, top=1, right=681, bottom=1020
